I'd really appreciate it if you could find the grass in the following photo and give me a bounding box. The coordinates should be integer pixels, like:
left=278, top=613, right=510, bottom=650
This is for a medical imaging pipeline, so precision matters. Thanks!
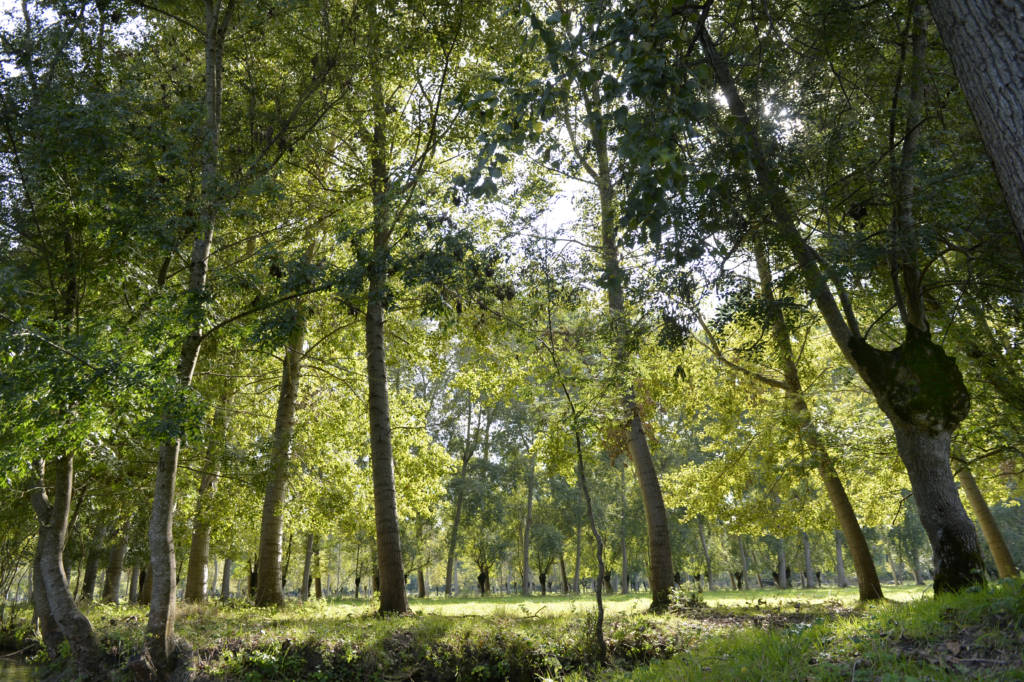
left=8, top=581, right=1024, bottom=679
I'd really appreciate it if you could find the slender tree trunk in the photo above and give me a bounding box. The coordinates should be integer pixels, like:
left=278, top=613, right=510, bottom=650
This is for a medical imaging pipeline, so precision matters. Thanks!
left=129, top=565, right=140, bottom=603
left=588, top=111, right=673, bottom=612
left=559, top=554, right=569, bottom=594
left=30, top=458, right=106, bottom=677
left=697, top=516, right=713, bottom=591
left=926, top=0, right=1024, bottom=260
left=576, top=447, right=606, bottom=662
left=146, top=4, right=232, bottom=673
left=140, top=564, right=152, bottom=605
left=300, top=534, right=314, bottom=601
left=700, top=18, right=985, bottom=594
left=573, top=522, right=582, bottom=594
left=417, top=568, right=426, bottom=598
left=254, top=315, right=306, bottom=606
left=523, top=453, right=536, bottom=596
left=81, top=545, right=101, bottom=603
left=739, top=536, right=749, bottom=589
left=835, top=531, right=848, bottom=588
left=777, top=539, right=789, bottom=588
left=220, top=559, right=232, bottom=601
left=364, top=46, right=408, bottom=614
left=314, top=539, right=322, bottom=599
left=101, top=539, right=127, bottom=603
left=620, top=465, right=628, bottom=595
left=957, top=465, right=1019, bottom=577
left=185, top=391, right=229, bottom=603
left=801, top=531, right=813, bottom=589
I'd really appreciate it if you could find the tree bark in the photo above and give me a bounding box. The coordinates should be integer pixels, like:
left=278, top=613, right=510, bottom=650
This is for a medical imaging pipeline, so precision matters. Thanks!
left=254, top=315, right=306, bottom=606
left=926, top=0, right=1024, bottom=261
left=220, top=558, right=232, bottom=601
left=80, top=545, right=101, bottom=603
left=588, top=104, right=674, bottom=612
left=835, top=530, right=848, bottom=588
left=101, top=539, right=127, bottom=603
left=957, top=465, right=1019, bottom=578
left=522, top=452, right=535, bottom=596
left=699, top=21, right=984, bottom=594
left=573, top=522, right=582, bottom=594
left=559, top=553, right=569, bottom=594
left=620, top=465, right=628, bottom=595
left=776, top=539, right=789, bottom=588
left=697, top=516, right=713, bottom=591
left=301, top=534, right=314, bottom=601
left=146, top=3, right=233, bottom=673
left=30, top=457, right=106, bottom=677
left=185, top=391, right=229, bottom=602
left=32, top=536, right=64, bottom=656
left=417, top=568, right=426, bottom=598
left=129, top=565, right=139, bottom=603
left=801, top=531, right=813, bottom=589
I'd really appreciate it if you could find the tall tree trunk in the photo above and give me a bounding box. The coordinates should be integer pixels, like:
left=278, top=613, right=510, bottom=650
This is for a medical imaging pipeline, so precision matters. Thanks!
left=697, top=516, right=713, bottom=591
left=362, top=35, right=409, bottom=613
left=129, top=565, right=140, bottom=603
left=926, top=0, right=1024, bottom=260
left=80, top=545, right=101, bottom=603
left=739, top=536, right=749, bottom=590
left=559, top=554, right=569, bottom=594
left=30, top=458, right=106, bottom=677
left=700, top=20, right=983, bottom=594
left=417, top=568, right=426, bottom=598
left=147, top=4, right=233, bottom=673
left=776, top=539, right=789, bottom=588
left=835, top=531, right=848, bottom=588
left=588, top=109, right=673, bottom=612
left=620, top=465, right=628, bottom=595
left=749, top=241, right=884, bottom=600
left=523, top=452, right=536, bottom=596
left=101, top=539, right=127, bottom=603
left=185, top=390, right=229, bottom=602
left=220, top=558, right=232, bottom=601
left=957, top=464, right=1019, bottom=577
left=254, top=315, right=306, bottom=606
left=801, top=531, right=813, bottom=589
left=140, top=563, right=152, bottom=605
left=576, top=445, right=606, bottom=662
left=573, top=522, right=582, bottom=594
left=301, top=534, right=314, bottom=601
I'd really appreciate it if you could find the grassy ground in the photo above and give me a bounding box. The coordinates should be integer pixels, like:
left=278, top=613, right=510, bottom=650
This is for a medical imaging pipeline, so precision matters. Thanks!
left=8, top=581, right=1024, bottom=679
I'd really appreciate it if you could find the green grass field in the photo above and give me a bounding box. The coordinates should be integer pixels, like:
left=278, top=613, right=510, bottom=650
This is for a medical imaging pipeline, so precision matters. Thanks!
left=16, top=581, right=1023, bottom=679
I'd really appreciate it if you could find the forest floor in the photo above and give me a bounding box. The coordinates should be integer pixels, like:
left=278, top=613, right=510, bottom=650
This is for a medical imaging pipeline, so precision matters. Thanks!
left=6, top=580, right=1024, bottom=679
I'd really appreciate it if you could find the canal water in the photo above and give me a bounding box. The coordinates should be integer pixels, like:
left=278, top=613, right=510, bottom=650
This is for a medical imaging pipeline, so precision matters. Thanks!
left=0, top=658, right=36, bottom=680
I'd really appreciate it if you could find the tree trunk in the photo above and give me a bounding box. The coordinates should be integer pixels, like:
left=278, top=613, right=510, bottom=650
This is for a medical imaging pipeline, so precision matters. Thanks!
left=777, top=539, right=789, bottom=588
left=801, top=531, right=813, bottom=589
left=739, top=536, right=749, bottom=590
left=835, top=530, right=848, bottom=588
left=893, top=423, right=985, bottom=591
left=185, top=392, right=229, bottom=603
left=255, top=315, right=306, bottom=606
left=30, top=458, right=106, bottom=677
left=589, top=109, right=673, bottom=612
left=314, top=539, right=323, bottom=599
left=620, top=465, right=628, bottom=595
left=926, top=0, right=1024, bottom=261
left=417, top=568, right=426, bottom=598
left=140, top=563, right=152, bottom=605
left=129, top=565, right=140, bottom=603
left=957, top=465, right=1019, bottom=577
left=146, top=4, right=231, bottom=672
left=750, top=241, right=884, bottom=600
left=559, top=554, right=569, bottom=594
left=101, top=539, right=127, bottom=603
left=220, top=558, right=232, bottom=601
left=32, top=537, right=64, bottom=656
left=700, top=18, right=984, bottom=595
left=523, top=453, right=536, bottom=596
left=301, top=534, right=314, bottom=602
left=573, top=522, right=582, bottom=593
left=365, top=53, right=408, bottom=615
left=81, top=546, right=101, bottom=603
left=697, top=516, right=713, bottom=591
left=576, top=446, right=606, bottom=662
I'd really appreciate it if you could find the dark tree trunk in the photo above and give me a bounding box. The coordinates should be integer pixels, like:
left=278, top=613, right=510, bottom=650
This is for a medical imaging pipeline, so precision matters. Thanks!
left=80, top=546, right=101, bottom=603
left=301, top=533, right=314, bottom=602
left=185, top=392, right=229, bottom=603
left=697, top=516, right=713, bottom=591
left=523, top=453, right=535, bottom=596
left=539, top=571, right=547, bottom=596
left=417, top=568, right=426, bottom=598
left=559, top=554, right=569, bottom=594
left=776, top=540, right=789, bottom=589
left=255, top=316, right=306, bottom=606
left=801, top=531, right=813, bottom=589
left=220, top=558, right=232, bottom=601
left=927, top=0, right=1024, bottom=260
left=140, top=563, right=152, bottom=605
